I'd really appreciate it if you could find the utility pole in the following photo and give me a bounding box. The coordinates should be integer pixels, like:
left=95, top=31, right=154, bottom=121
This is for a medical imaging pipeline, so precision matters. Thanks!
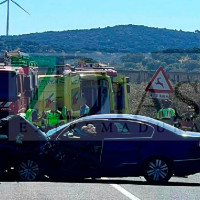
left=6, top=0, right=9, bottom=36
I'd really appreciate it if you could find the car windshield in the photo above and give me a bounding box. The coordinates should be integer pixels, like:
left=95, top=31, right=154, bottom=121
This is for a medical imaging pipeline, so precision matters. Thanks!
left=81, top=79, right=110, bottom=114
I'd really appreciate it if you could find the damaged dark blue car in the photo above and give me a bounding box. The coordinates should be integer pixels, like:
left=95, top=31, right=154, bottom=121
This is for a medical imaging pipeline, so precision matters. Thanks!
left=1, top=114, right=200, bottom=183
left=46, top=114, right=200, bottom=184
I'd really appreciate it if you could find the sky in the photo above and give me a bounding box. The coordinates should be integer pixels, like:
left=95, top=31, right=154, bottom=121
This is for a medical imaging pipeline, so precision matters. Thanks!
left=0, top=0, right=200, bottom=36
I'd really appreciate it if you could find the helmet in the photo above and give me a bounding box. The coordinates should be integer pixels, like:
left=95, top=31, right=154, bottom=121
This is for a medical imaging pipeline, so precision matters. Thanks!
left=162, top=99, right=171, bottom=107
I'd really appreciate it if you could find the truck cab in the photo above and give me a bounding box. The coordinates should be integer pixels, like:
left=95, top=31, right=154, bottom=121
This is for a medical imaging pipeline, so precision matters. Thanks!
left=0, top=51, right=38, bottom=119
left=0, top=66, right=26, bottom=118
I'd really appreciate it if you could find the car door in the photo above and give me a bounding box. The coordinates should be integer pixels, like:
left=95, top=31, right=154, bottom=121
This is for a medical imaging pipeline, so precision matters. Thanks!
left=56, top=120, right=103, bottom=170
left=100, top=119, right=154, bottom=170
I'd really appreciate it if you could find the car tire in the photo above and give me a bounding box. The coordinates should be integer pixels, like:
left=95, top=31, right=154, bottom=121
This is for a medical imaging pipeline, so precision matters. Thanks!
left=17, top=159, right=40, bottom=181
left=143, top=157, right=173, bottom=184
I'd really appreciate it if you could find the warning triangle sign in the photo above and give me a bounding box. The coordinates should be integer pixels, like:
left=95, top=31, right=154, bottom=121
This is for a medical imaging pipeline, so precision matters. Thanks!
left=145, top=67, right=173, bottom=93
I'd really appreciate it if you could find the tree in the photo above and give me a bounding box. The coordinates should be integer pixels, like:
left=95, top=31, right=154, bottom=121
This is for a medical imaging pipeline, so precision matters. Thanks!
left=120, top=53, right=145, bottom=63
left=142, top=59, right=160, bottom=70
left=183, top=60, right=200, bottom=71
left=77, top=57, right=97, bottom=65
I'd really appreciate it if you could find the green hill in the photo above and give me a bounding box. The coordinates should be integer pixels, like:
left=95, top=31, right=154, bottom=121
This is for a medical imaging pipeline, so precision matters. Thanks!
left=1, top=24, right=200, bottom=53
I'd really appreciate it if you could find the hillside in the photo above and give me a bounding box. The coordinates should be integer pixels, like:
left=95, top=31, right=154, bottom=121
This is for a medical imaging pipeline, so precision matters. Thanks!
left=1, top=25, right=200, bottom=53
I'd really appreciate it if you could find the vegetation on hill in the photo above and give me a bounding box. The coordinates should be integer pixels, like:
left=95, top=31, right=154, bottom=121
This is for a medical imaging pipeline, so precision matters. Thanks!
left=1, top=25, right=200, bottom=72
left=118, top=49, right=200, bottom=72
left=1, top=24, right=200, bottom=53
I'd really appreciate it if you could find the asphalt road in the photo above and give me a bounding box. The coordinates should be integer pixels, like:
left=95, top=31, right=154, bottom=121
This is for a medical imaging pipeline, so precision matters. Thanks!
left=0, top=173, right=199, bottom=200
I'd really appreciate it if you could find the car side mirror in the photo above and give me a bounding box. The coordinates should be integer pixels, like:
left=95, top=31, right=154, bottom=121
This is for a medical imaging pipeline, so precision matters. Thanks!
left=67, top=132, right=74, bottom=138
left=66, top=131, right=80, bottom=139
left=0, top=134, right=8, bottom=140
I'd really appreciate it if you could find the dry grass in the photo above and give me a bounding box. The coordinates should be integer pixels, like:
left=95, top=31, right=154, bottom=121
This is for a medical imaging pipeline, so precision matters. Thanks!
left=128, top=82, right=200, bottom=131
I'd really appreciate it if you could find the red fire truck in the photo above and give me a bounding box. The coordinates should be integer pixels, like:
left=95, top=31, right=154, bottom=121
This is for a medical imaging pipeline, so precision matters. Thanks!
left=0, top=51, right=38, bottom=118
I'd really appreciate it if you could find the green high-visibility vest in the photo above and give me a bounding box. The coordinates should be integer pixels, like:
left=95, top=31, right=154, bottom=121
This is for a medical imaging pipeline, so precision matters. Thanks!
left=25, top=109, right=36, bottom=123
left=157, top=108, right=175, bottom=120
left=46, top=110, right=61, bottom=126
left=26, top=109, right=42, bottom=127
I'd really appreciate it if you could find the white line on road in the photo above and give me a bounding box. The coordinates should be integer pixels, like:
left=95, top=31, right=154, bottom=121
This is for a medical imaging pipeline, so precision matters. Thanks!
left=101, top=178, right=141, bottom=200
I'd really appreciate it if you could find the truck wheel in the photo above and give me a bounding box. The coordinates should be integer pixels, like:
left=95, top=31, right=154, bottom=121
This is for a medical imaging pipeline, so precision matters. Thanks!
left=143, top=157, right=173, bottom=184
left=17, top=159, right=40, bottom=181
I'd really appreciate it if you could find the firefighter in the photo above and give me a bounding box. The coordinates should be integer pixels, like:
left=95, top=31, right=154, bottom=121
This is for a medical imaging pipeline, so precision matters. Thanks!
left=157, top=99, right=176, bottom=125
left=44, top=101, right=64, bottom=131
left=180, top=105, right=197, bottom=131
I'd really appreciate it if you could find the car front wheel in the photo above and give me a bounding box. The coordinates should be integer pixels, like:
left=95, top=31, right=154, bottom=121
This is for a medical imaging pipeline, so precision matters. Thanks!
left=18, top=159, right=40, bottom=181
left=143, top=158, right=173, bottom=184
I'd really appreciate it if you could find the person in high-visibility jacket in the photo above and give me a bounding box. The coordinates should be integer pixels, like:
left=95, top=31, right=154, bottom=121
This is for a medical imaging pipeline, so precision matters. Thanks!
left=180, top=105, right=198, bottom=131
left=26, top=108, right=37, bottom=124
left=25, top=101, right=45, bottom=130
left=157, top=100, right=176, bottom=125
left=44, top=101, right=64, bottom=131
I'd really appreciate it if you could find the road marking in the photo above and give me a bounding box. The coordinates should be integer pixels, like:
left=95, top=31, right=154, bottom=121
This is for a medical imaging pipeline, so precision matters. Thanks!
left=101, top=178, right=141, bottom=200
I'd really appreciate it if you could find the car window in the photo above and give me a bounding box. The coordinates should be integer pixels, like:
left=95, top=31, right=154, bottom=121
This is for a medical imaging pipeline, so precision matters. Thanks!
left=57, top=121, right=101, bottom=141
left=100, top=120, right=154, bottom=138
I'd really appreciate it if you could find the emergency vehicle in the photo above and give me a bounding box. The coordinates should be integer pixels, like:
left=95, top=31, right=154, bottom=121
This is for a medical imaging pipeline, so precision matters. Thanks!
left=0, top=51, right=38, bottom=118
left=37, top=65, right=130, bottom=120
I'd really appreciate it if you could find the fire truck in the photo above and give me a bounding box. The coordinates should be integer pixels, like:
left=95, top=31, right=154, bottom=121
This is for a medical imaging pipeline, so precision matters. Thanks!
left=37, top=65, right=130, bottom=120
left=0, top=51, right=38, bottom=118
